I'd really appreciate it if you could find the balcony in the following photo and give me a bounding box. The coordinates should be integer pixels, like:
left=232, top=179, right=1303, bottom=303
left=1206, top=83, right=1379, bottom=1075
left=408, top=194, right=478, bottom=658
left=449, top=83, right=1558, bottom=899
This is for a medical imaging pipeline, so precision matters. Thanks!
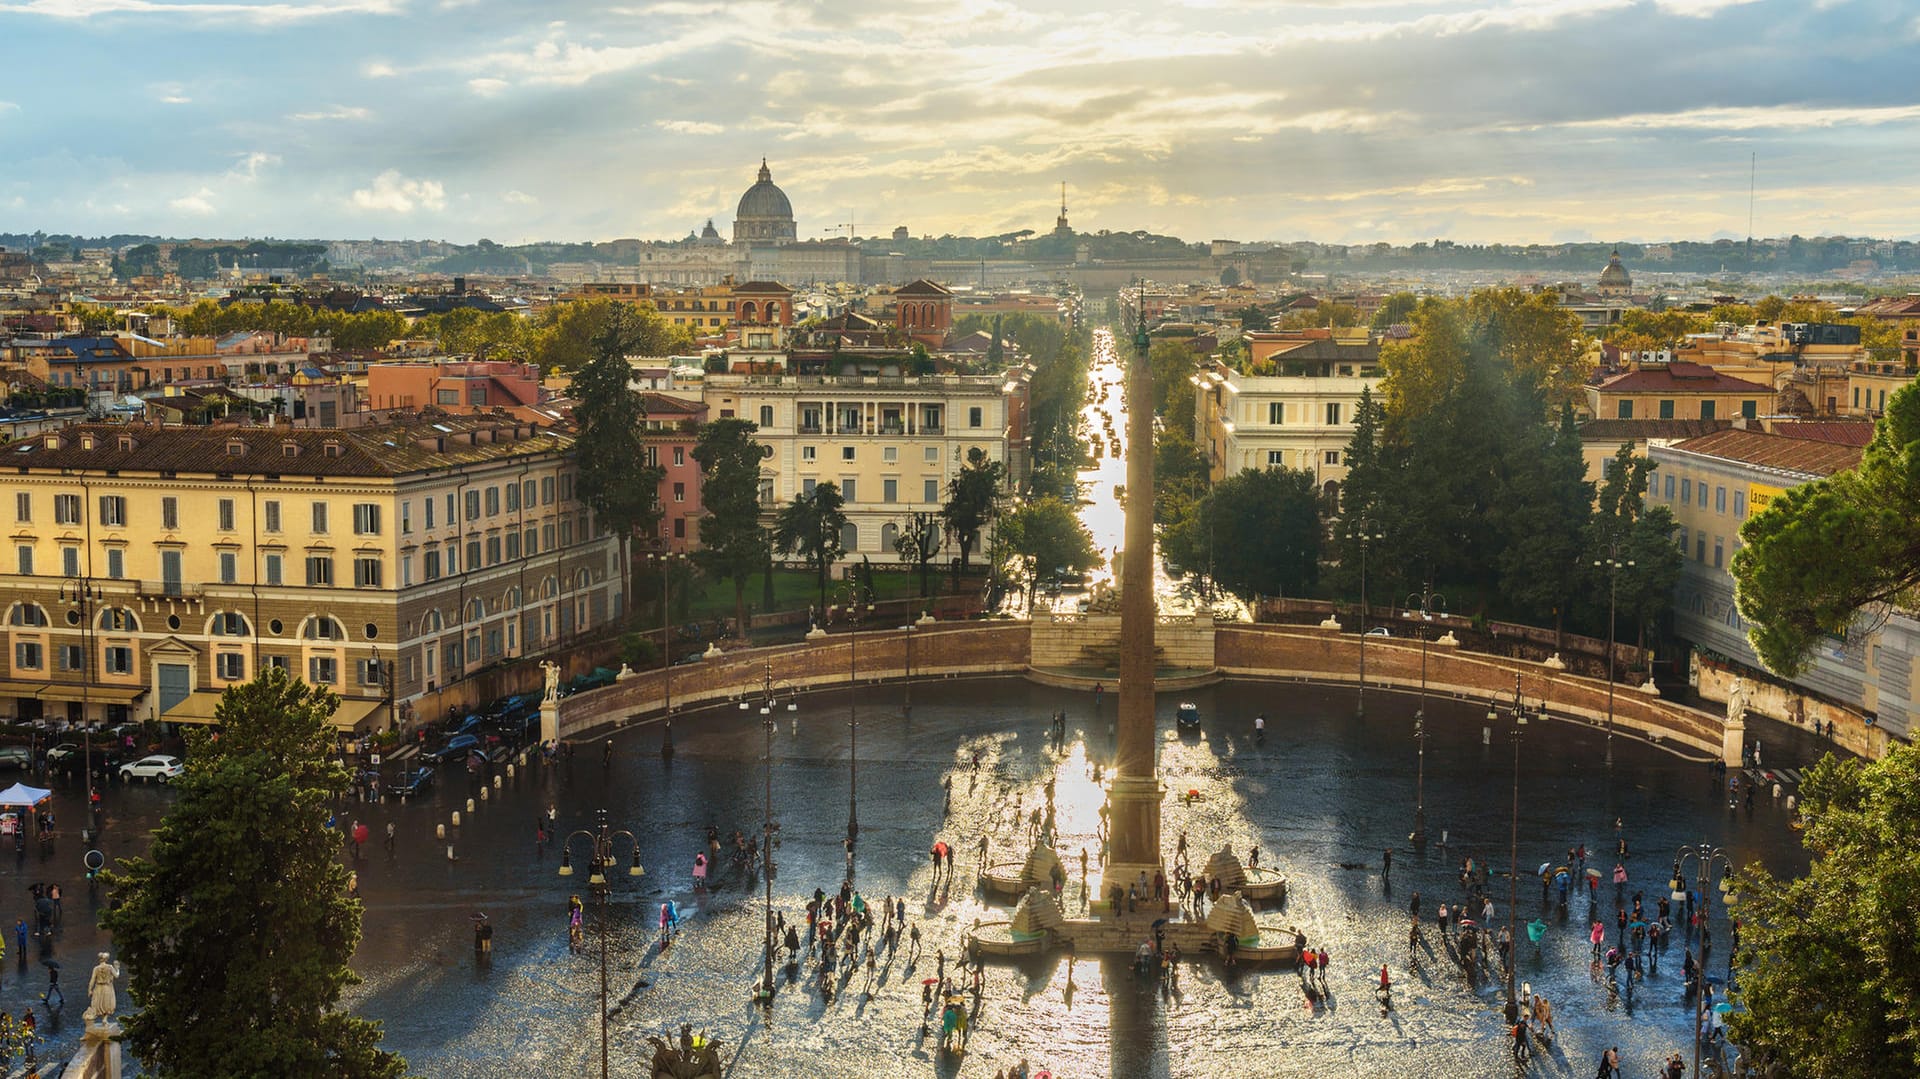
left=135, top=579, right=201, bottom=599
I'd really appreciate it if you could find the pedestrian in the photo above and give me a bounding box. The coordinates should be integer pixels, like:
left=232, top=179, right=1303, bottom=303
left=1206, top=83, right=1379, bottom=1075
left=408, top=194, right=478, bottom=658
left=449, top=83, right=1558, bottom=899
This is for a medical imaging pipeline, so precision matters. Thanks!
left=47, top=885, right=59, bottom=928
left=40, top=964, right=60, bottom=1010
left=1437, top=902, right=1450, bottom=938
left=693, top=853, right=707, bottom=888
left=1382, top=847, right=1391, bottom=878
left=1589, top=919, right=1605, bottom=963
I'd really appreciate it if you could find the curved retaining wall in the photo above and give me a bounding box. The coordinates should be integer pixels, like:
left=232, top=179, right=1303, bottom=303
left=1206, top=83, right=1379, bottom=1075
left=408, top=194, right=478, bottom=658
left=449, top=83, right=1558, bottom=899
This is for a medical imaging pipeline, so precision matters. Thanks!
left=556, top=622, right=1032, bottom=740
left=1216, top=624, right=1725, bottom=756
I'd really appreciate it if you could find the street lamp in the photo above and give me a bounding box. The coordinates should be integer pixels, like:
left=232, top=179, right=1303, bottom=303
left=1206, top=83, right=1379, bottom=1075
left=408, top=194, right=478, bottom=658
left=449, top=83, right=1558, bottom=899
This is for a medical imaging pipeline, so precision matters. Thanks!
left=59, top=578, right=100, bottom=839
left=557, top=809, right=644, bottom=1079
left=1405, top=586, right=1446, bottom=847
left=741, top=663, right=798, bottom=1003
left=1673, top=842, right=1736, bottom=1079
left=901, top=620, right=917, bottom=720
left=843, top=591, right=874, bottom=844
left=647, top=552, right=687, bottom=723
left=1488, top=672, right=1529, bottom=1009
left=1595, top=543, right=1634, bottom=766
left=1347, top=523, right=1384, bottom=718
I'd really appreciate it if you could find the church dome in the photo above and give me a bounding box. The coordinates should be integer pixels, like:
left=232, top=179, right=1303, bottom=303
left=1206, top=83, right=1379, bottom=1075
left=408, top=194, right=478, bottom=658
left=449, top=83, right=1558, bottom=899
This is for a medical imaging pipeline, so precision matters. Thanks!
left=1599, top=249, right=1631, bottom=289
left=736, top=160, right=793, bottom=220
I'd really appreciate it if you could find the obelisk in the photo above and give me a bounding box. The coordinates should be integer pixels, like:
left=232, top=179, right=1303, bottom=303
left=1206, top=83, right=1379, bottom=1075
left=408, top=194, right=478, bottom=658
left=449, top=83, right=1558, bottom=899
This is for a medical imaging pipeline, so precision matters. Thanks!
left=1101, top=298, right=1164, bottom=907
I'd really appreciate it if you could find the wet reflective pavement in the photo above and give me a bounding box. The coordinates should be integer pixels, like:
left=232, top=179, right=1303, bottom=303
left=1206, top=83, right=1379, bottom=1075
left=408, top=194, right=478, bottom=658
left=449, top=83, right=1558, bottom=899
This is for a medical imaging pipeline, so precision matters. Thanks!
left=4, top=679, right=1817, bottom=1077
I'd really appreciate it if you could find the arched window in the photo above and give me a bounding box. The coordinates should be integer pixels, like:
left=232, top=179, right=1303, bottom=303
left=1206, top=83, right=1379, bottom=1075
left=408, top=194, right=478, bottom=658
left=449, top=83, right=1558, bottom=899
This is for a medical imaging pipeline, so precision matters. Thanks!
left=542, top=576, right=559, bottom=600
left=464, top=598, right=484, bottom=623
left=421, top=608, right=444, bottom=633
left=1321, top=480, right=1341, bottom=514
left=504, top=586, right=522, bottom=610
left=880, top=522, right=899, bottom=552
left=740, top=301, right=758, bottom=322
left=301, top=615, right=345, bottom=641
left=574, top=568, right=593, bottom=591
left=766, top=302, right=780, bottom=322
left=207, top=611, right=249, bottom=637
left=7, top=603, right=48, bottom=627
left=840, top=522, right=858, bottom=553
left=98, top=607, right=141, bottom=632
left=903, top=306, right=915, bottom=328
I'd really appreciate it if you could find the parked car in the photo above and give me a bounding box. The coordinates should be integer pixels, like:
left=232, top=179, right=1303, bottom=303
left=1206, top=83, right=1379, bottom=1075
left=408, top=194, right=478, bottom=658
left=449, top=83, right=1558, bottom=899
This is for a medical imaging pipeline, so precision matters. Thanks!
left=1365, top=627, right=1392, bottom=637
left=1176, top=702, right=1202, bottom=731
left=45, top=742, right=80, bottom=763
left=392, top=767, right=436, bottom=798
left=0, top=746, right=32, bottom=770
left=444, top=714, right=482, bottom=738
left=120, top=755, right=185, bottom=783
left=429, top=734, right=481, bottom=764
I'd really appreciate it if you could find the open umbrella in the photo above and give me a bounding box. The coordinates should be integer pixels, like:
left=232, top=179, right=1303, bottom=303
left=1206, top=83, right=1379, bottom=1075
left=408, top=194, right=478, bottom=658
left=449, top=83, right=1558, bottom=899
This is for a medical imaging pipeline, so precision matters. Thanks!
left=1526, top=920, right=1547, bottom=943
left=1586, top=868, right=1603, bottom=879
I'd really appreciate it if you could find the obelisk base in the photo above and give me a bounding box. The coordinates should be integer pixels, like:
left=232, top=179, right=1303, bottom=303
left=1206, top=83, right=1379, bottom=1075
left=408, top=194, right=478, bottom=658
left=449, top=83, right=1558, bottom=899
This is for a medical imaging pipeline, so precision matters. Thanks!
left=1098, top=775, right=1164, bottom=909
left=1721, top=712, right=1745, bottom=768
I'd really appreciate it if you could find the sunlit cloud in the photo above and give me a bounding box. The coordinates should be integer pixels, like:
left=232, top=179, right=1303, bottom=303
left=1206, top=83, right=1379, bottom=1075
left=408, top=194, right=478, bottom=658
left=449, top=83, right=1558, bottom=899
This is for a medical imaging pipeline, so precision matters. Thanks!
left=349, top=170, right=447, bottom=214
left=288, top=104, right=370, bottom=121
left=0, top=0, right=402, bottom=23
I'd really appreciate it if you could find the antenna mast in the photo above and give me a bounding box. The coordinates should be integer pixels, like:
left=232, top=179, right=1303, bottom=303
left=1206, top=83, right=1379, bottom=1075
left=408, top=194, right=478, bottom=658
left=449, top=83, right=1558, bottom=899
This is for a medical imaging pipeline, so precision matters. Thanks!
left=1747, top=153, right=1756, bottom=263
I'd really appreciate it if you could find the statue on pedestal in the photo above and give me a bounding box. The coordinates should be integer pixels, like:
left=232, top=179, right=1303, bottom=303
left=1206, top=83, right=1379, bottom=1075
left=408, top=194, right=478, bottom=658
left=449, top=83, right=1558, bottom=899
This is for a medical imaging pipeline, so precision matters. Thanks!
left=1727, top=677, right=1751, bottom=723
left=541, top=660, right=562, bottom=702
left=84, top=952, right=120, bottom=1026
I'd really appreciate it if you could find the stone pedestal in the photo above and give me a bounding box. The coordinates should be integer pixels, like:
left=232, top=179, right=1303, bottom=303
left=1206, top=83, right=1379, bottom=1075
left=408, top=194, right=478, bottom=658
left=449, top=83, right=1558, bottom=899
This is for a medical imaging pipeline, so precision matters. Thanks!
left=1099, top=775, right=1164, bottom=906
left=1722, top=710, right=1745, bottom=767
left=79, top=1020, right=124, bottom=1079
left=539, top=700, right=559, bottom=745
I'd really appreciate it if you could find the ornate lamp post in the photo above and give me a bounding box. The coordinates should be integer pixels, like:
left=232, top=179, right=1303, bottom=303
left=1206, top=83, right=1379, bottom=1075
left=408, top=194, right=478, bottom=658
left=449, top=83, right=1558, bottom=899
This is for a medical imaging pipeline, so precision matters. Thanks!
left=1673, top=842, right=1736, bottom=1079
left=1405, top=586, right=1446, bottom=847
left=59, top=578, right=100, bottom=839
left=1595, top=543, right=1633, bottom=765
left=843, top=591, right=874, bottom=843
left=901, top=620, right=917, bottom=720
left=1488, top=673, right=1529, bottom=1008
left=558, top=810, right=644, bottom=1079
left=741, top=663, right=798, bottom=1003
left=647, top=552, right=687, bottom=721
left=1348, top=523, right=1384, bottom=718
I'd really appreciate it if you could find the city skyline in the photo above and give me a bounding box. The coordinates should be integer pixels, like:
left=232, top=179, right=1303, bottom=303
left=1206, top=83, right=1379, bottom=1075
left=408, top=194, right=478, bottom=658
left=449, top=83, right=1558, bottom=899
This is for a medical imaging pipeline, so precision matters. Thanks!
left=4, top=0, right=1920, bottom=246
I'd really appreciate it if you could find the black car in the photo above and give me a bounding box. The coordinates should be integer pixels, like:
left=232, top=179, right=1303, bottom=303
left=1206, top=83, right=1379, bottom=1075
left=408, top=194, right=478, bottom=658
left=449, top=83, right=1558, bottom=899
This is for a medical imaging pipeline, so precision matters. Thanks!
left=392, top=767, right=436, bottom=798
left=1176, top=702, right=1202, bottom=731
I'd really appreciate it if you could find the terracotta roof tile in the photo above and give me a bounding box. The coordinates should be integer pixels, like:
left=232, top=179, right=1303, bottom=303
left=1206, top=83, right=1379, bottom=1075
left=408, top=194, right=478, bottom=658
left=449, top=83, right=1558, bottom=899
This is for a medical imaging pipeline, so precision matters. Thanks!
left=1665, top=428, right=1862, bottom=478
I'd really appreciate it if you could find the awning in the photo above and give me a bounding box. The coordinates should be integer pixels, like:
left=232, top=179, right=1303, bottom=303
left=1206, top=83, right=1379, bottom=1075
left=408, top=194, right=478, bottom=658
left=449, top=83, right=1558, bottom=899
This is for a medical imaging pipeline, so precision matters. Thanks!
left=0, top=681, right=48, bottom=699
left=160, top=690, right=224, bottom=725
left=34, top=684, right=146, bottom=705
left=328, top=698, right=385, bottom=733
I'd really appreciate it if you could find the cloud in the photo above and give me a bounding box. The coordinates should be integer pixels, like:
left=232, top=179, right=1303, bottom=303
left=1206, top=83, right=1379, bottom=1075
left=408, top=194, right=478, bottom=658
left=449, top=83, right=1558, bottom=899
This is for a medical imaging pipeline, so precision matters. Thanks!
left=288, top=104, right=370, bottom=121
left=230, top=151, right=280, bottom=180
left=0, top=101, right=17, bottom=114
left=363, top=60, right=397, bottom=78
left=468, top=77, right=508, bottom=97
left=656, top=119, right=723, bottom=135
left=169, top=187, right=216, bottom=216
left=1, top=0, right=403, bottom=23
left=502, top=189, right=538, bottom=205
left=1554, top=103, right=1920, bottom=132
left=150, top=82, right=191, bottom=104
left=350, top=170, right=447, bottom=213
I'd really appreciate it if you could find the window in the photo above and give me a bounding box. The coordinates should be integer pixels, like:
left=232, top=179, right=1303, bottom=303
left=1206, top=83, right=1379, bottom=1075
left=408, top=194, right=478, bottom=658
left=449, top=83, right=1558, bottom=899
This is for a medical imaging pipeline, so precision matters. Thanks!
left=673, top=482, right=685, bottom=503
left=969, top=407, right=983, bottom=428
left=353, top=557, right=383, bottom=588
left=423, top=550, right=442, bottom=581
left=1658, top=399, right=1674, bottom=420
left=802, top=446, right=817, bottom=462
left=353, top=503, right=382, bottom=535
left=356, top=659, right=384, bottom=687
left=1268, top=402, right=1285, bottom=425
left=211, top=611, right=247, bottom=636
left=219, top=552, right=237, bottom=584
left=263, top=500, right=280, bottom=533
left=556, top=521, right=570, bottom=549
left=262, top=553, right=281, bottom=586
left=1696, top=530, right=1707, bottom=562
left=1325, top=403, right=1342, bottom=425
left=469, top=386, right=487, bottom=406
left=216, top=653, right=246, bottom=680
left=759, top=405, right=774, bottom=427
left=15, top=546, right=30, bottom=576
left=62, top=546, right=79, bottom=577
left=424, top=498, right=435, bottom=530
left=9, top=604, right=46, bottom=627
left=523, top=480, right=537, bottom=508
left=105, top=548, right=123, bottom=579
left=802, top=479, right=816, bottom=497
left=1713, top=536, right=1725, bottom=569
left=12, top=493, right=27, bottom=523
left=925, top=447, right=939, bottom=464
left=674, top=446, right=686, bottom=467
left=840, top=479, right=857, bottom=502
left=541, top=477, right=555, bottom=505
left=304, top=616, right=343, bottom=640
left=673, top=517, right=686, bottom=538
left=14, top=643, right=42, bottom=671
left=1616, top=401, right=1633, bottom=419
left=465, top=633, right=481, bottom=664
left=540, top=523, right=554, bottom=551
left=1698, top=482, right=1709, bottom=508
left=1734, top=490, right=1746, bottom=518
left=1715, top=486, right=1727, bottom=514
left=523, top=527, right=538, bottom=556
left=161, top=497, right=179, bottom=529
left=646, top=446, right=661, bottom=469
left=842, top=446, right=856, bottom=462
left=54, top=494, right=80, bottom=525
left=561, top=475, right=574, bottom=501
left=505, top=532, right=521, bottom=561
left=445, top=493, right=455, bottom=523
left=485, top=487, right=500, bottom=516
left=401, top=501, right=413, bottom=533
left=1741, top=400, right=1757, bottom=419
left=1700, top=400, right=1716, bottom=421
left=57, top=645, right=82, bottom=672
left=104, top=646, right=133, bottom=675
left=884, top=478, right=898, bottom=503
left=1680, top=478, right=1691, bottom=504
left=758, top=479, right=774, bottom=505
left=924, top=479, right=939, bottom=502
left=306, top=556, right=334, bottom=587
left=263, top=654, right=288, bottom=673
left=218, top=498, right=236, bottom=532
left=436, top=389, right=459, bottom=406
left=310, top=502, right=328, bottom=533
left=98, top=495, right=126, bottom=527
left=1664, top=474, right=1674, bottom=500
left=504, top=485, right=520, bottom=514
left=486, top=535, right=501, bottom=565
left=308, top=656, right=338, bottom=685
left=463, top=539, right=479, bottom=569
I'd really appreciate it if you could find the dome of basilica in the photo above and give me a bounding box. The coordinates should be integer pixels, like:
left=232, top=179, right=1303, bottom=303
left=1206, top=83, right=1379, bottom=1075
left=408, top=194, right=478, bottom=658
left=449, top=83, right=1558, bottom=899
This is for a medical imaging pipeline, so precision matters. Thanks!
left=733, top=159, right=796, bottom=246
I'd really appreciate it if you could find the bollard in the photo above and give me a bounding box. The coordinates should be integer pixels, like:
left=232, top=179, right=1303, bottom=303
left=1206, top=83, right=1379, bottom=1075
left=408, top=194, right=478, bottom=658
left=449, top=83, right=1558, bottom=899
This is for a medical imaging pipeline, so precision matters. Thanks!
left=447, top=844, right=456, bottom=861
left=437, top=823, right=446, bottom=839
left=480, top=787, right=489, bottom=801
left=452, top=810, right=462, bottom=826
left=466, top=798, right=476, bottom=813
left=1482, top=726, right=1492, bottom=745
left=493, top=775, right=503, bottom=789
left=507, top=764, right=516, bottom=779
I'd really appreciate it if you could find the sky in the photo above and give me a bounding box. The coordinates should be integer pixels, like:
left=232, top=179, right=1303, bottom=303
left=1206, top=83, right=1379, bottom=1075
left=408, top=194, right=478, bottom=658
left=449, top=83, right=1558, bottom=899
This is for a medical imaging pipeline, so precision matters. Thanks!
left=3, top=0, right=1920, bottom=247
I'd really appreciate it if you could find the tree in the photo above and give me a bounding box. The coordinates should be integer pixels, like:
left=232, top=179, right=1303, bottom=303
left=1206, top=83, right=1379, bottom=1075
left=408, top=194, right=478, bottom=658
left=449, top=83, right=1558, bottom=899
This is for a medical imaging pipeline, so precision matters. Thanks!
left=101, top=668, right=406, bottom=1078
left=1149, top=339, right=1199, bottom=431
left=691, top=418, right=766, bottom=638
left=1588, top=443, right=1682, bottom=650
left=530, top=300, right=691, bottom=372
left=773, top=481, right=847, bottom=613
left=1198, top=467, right=1322, bottom=603
left=571, top=308, right=667, bottom=618
left=421, top=307, right=529, bottom=359
left=941, top=447, right=1006, bottom=581
left=1727, top=742, right=1920, bottom=1077
left=892, top=511, right=944, bottom=598
left=1491, top=404, right=1593, bottom=632
left=68, top=302, right=120, bottom=333
left=1235, top=304, right=1269, bottom=332
left=1732, top=381, right=1920, bottom=675
left=998, top=497, right=1101, bottom=599
left=1369, top=291, right=1418, bottom=330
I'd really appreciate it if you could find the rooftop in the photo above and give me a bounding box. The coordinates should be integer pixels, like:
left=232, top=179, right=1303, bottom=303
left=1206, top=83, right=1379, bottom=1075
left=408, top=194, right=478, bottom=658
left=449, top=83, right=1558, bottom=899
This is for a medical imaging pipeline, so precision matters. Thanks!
left=1599, top=363, right=1772, bottom=395
left=1666, top=427, right=1863, bottom=478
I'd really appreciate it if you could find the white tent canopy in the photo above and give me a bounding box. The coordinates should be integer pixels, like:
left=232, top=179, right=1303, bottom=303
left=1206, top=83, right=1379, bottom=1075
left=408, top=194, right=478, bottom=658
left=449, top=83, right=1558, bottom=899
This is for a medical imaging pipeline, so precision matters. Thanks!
left=0, top=783, right=51, bottom=808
